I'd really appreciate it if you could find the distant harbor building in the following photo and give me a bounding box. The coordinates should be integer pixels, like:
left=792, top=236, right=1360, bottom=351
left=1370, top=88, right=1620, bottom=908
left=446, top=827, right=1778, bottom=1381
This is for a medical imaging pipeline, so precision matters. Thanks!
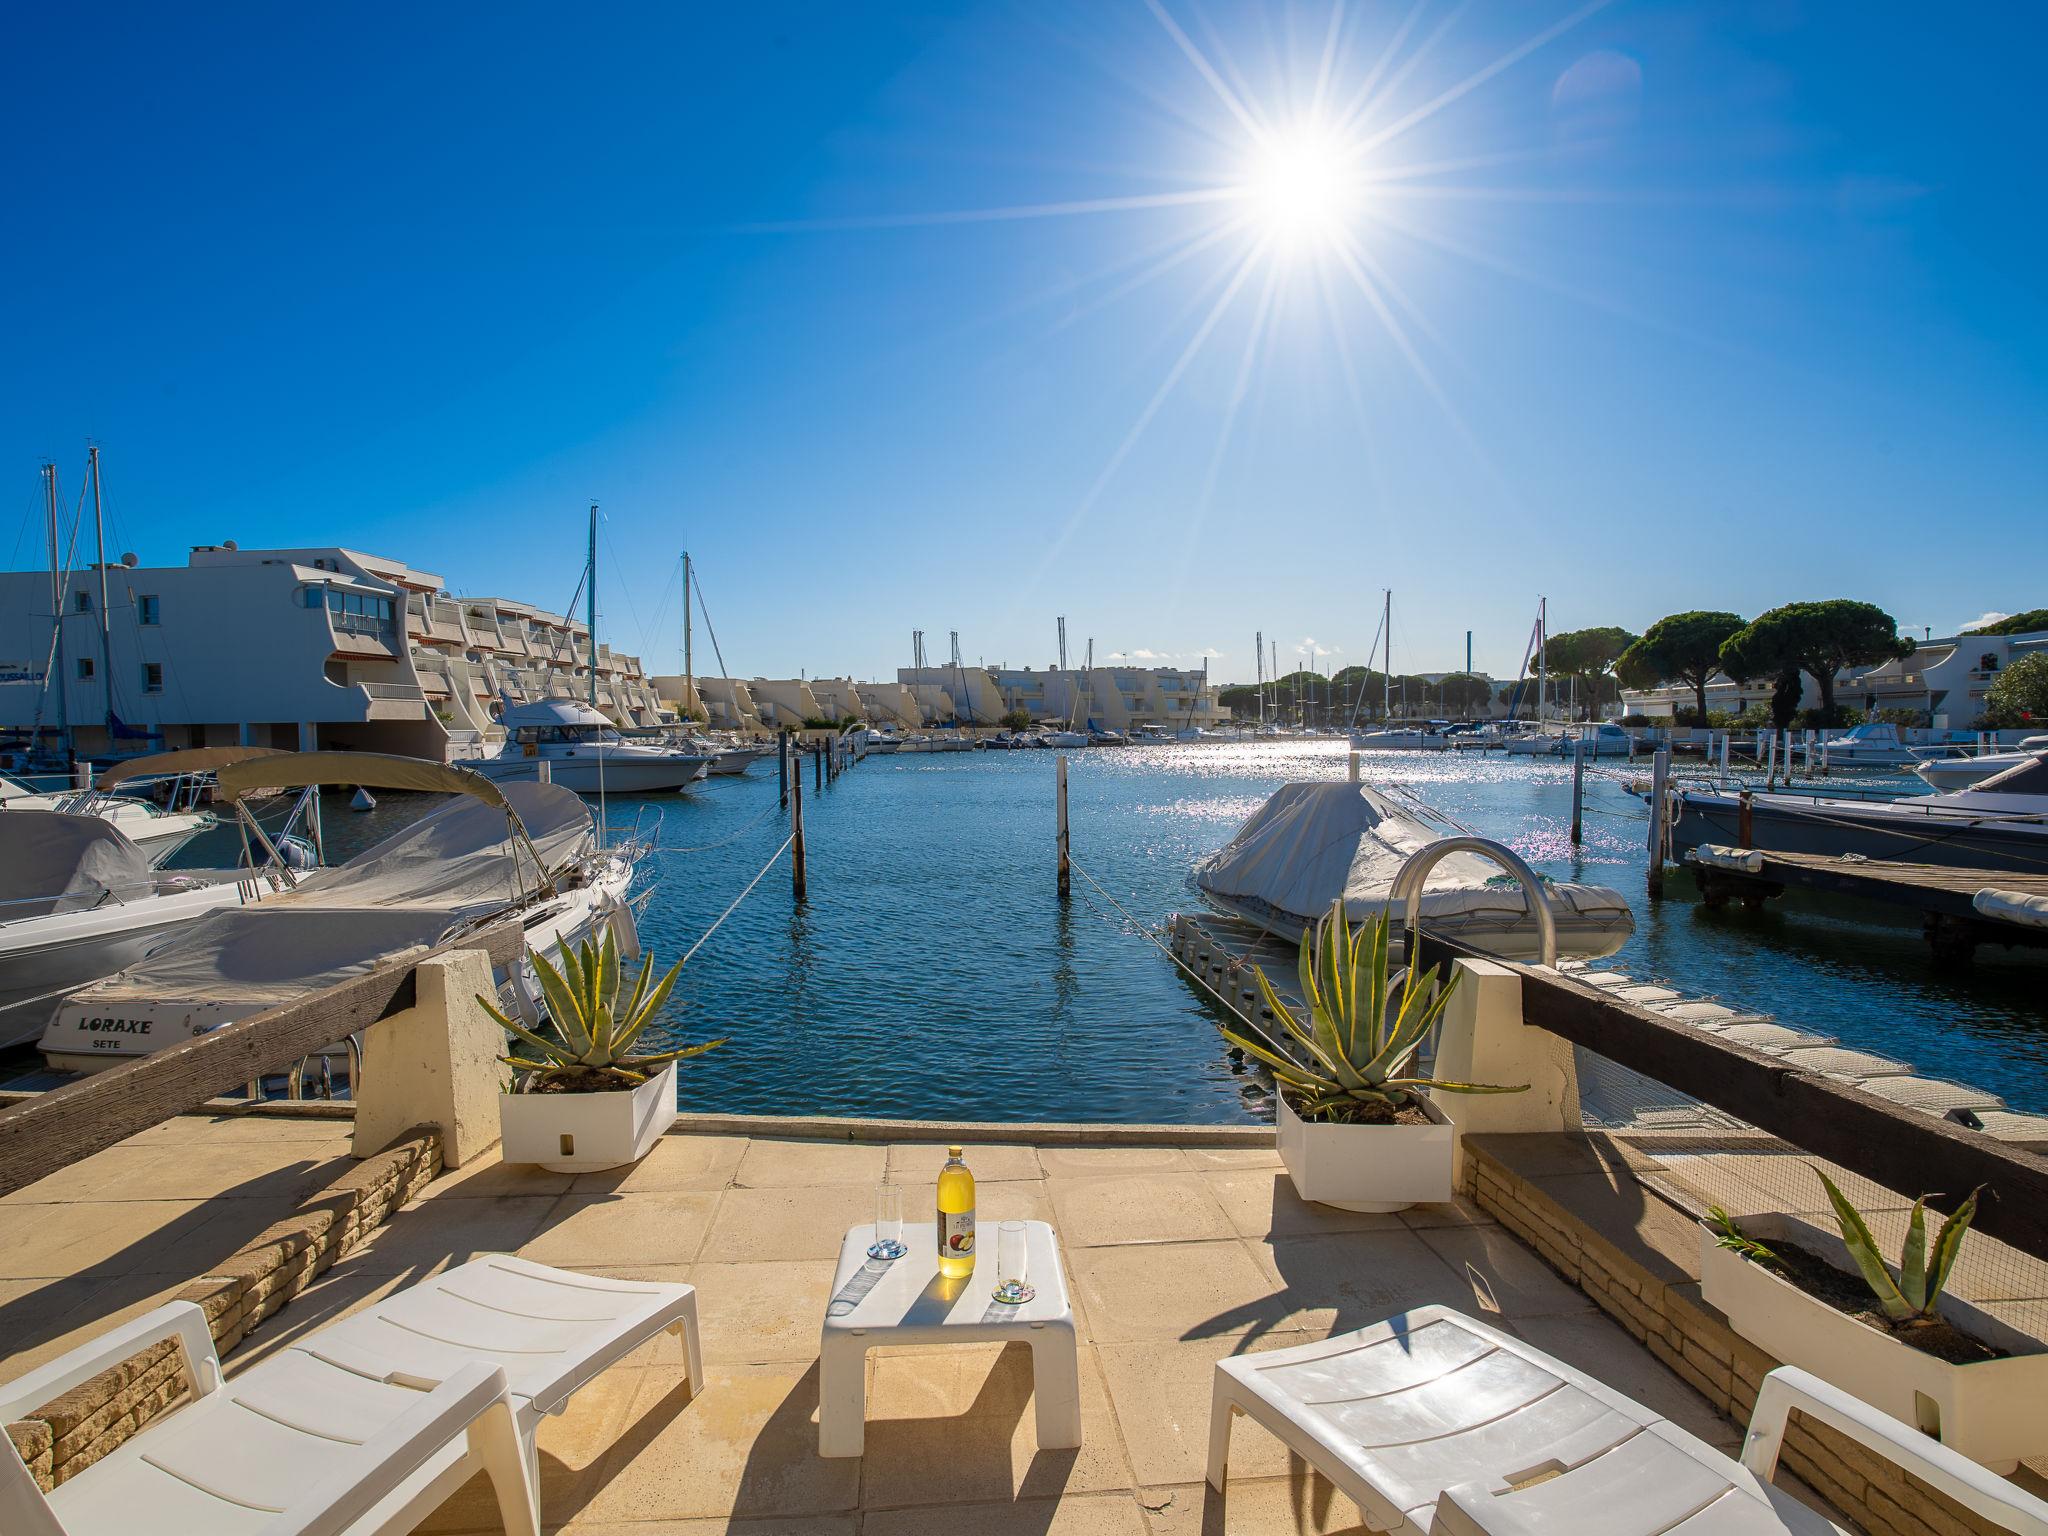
left=0, top=543, right=663, bottom=761
left=1618, top=624, right=2048, bottom=725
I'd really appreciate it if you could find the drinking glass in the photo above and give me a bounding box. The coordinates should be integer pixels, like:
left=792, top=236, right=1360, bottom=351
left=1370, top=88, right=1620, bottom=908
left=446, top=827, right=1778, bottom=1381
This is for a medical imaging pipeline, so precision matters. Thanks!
left=869, top=1183, right=907, bottom=1260
left=991, top=1220, right=1034, bottom=1304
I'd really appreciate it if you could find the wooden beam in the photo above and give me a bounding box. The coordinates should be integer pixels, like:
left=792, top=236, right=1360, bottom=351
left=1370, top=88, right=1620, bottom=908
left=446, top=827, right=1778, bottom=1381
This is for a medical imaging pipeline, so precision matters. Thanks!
left=0, top=920, right=526, bottom=1200
left=1414, top=931, right=2048, bottom=1263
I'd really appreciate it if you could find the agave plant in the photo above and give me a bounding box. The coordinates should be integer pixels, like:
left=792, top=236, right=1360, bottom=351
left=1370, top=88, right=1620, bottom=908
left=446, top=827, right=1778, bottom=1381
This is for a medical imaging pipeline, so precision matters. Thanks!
left=1815, top=1167, right=1982, bottom=1327
left=1220, top=900, right=1526, bottom=1124
left=1707, top=1205, right=1783, bottom=1269
left=480, top=929, right=725, bottom=1092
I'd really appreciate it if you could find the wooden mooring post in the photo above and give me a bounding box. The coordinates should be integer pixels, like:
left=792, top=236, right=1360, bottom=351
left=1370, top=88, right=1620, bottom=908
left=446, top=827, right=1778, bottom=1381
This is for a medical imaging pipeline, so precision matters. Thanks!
left=1569, top=738, right=1585, bottom=846
left=1055, top=753, right=1070, bottom=901
left=814, top=740, right=824, bottom=792
left=1646, top=747, right=1670, bottom=897
left=779, top=728, right=790, bottom=809
left=791, top=756, right=808, bottom=904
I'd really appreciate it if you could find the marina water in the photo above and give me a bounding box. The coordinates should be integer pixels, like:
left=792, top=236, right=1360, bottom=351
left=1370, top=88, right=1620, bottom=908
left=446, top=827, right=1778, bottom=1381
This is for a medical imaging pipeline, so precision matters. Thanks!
left=167, top=742, right=2048, bottom=1121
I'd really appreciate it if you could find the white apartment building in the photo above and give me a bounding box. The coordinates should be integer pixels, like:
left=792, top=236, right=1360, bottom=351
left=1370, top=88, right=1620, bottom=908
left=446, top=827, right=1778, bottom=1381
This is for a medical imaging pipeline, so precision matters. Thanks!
left=984, top=665, right=1232, bottom=731
left=1619, top=625, right=2048, bottom=726
left=0, top=543, right=663, bottom=761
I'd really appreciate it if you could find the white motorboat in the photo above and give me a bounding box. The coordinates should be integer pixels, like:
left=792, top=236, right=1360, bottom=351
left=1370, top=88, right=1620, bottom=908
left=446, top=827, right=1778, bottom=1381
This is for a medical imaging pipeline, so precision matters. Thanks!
left=471, top=699, right=710, bottom=793
left=1042, top=729, right=1089, bottom=748
left=1, top=773, right=213, bottom=858
left=1509, top=722, right=1634, bottom=759
left=1350, top=724, right=1451, bottom=751
left=1088, top=729, right=1130, bottom=747
left=676, top=733, right=769, bottom=776
left=856, top=729, right=902, bottom=754
left=1912, top=736, right=2048, bottom=792
left=0, top=813, right=289, bottom=1050
left=1812, top=721, right=1922, bottom=768
left=1670, top=750, right=2048, bottom=872
left=1196, top=779, right=1636, bottom=962
left=42, top=755, right=638, bottom=1073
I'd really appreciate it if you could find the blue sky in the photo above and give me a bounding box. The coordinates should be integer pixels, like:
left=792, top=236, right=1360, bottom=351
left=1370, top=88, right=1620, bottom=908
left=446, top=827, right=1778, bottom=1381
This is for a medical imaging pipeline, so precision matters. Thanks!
left=4, top=2, right=2043, bottom=684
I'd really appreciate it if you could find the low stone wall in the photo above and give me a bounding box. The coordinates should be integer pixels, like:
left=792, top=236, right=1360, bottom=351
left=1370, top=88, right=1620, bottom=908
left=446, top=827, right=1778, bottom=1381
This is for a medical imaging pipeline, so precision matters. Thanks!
left=1462, top=1135, right=2021, bottom=1536
left=5, top=1123, right=440, bottom=1492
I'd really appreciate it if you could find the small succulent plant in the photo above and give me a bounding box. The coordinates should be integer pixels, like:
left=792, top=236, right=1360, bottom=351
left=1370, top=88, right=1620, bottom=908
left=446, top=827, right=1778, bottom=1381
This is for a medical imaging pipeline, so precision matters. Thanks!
left=481, top=929, right=724, bottom=1092
left=1815, top=1167, right=1981, bottom=1327
left=1220, top=899, right=1526, bottom=1124
left=1706, top=1205, right=1783, bottom=1269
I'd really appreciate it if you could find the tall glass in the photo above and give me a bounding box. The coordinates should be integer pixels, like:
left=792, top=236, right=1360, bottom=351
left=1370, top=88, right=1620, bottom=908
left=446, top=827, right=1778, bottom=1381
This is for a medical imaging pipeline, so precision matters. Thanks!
left=992, top=1220, right=1033, bottom=1303
left=869, top=1183, right=907, bottom=1260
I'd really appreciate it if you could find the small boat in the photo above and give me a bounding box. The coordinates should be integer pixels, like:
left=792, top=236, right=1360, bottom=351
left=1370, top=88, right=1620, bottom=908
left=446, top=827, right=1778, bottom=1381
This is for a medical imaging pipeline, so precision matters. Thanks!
left=1196, top=779, right=1635, bottom=961
left=1812, top=721, right=1922, bottom=768
left=856, top=729, right=903, bottom=754
left=1088, top=729, right=1130, bottom=747
left=1670, top=749, right=2048, bottom=872
left=471, top=699, right=711, bottom=793
left=1041, top=729, right=1089, bottom=749
left=675, top=733, right=769, bottom=776
left=1912, top=736, right=2048, bottom=792
left=1350, top=724, right=1451, bottom=752
left=0, top=813, right=290, bottom=1049
left=0, top=744, right=269, bottom=858
left=1511, top=723, right=1634, bottom=758
left=42, top=754, right=638, bottom=1073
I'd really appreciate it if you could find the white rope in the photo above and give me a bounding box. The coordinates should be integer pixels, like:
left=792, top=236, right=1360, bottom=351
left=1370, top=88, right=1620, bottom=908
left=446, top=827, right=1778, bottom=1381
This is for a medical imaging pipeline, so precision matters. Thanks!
left=676, top=831, right=795, bottom=971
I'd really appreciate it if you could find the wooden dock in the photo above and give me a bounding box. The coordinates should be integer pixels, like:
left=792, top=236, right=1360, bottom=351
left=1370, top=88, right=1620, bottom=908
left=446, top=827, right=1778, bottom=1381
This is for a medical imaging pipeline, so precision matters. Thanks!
left=1686, top=848, right=2048, bottom=964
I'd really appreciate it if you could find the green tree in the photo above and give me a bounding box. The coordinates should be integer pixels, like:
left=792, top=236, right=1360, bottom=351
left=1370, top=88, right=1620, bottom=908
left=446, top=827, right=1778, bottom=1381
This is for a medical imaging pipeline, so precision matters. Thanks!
left=1614, top=611, right=1746, bottom=723
left=1539, top=626, right=1638, bottom=718
left=999, top=707, right=1033, bottom=730
left=1217, top=684, right=1262, bottom=718
left=1982, top=653, right=2048, bottom=728
left=1970, top=610, right=2048, bottom=638
left=1719, top=600, right=1914, bottom=727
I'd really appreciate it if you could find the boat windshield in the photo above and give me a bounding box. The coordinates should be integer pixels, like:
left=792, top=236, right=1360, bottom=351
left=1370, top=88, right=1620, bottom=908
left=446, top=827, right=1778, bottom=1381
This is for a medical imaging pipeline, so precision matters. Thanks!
left=521, top=724, right=622, bottom=746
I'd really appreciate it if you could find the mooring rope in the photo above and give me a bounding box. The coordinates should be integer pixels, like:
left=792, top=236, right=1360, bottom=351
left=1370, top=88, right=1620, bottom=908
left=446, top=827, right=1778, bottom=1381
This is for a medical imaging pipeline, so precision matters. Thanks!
left=674, top=831, right=795, bottom=971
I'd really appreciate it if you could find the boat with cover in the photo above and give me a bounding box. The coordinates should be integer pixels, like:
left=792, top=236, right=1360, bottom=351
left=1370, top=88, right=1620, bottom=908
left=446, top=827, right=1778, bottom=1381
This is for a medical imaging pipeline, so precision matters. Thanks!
left=42, top=753, right=638, bottom=1073
left=0, top=745, right=278, bottom=858
left=471, top=698, right=711, bottom=793
left=1195, top=779, right=1635, bottom=961
left=0, top=813, right=289, bottom=1050
left=1913, top=736, right=2048, bottom=792
left=1669, top=749, right=2048, bottom=872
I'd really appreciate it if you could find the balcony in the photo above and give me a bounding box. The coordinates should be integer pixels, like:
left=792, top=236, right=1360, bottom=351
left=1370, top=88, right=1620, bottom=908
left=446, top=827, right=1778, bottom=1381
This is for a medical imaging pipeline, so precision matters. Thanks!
left=353, top=680, right=428, bottom=720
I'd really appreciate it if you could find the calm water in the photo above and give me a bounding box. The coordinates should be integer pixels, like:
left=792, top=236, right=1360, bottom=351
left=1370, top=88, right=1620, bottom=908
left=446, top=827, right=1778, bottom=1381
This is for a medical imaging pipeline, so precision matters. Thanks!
left=166, top=743, right=2048, bottom=1121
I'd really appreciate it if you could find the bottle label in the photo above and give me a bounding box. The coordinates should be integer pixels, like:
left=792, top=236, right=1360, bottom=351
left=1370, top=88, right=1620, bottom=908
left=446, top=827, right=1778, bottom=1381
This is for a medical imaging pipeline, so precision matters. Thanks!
left=941, top=1208, right=975, bottom=1259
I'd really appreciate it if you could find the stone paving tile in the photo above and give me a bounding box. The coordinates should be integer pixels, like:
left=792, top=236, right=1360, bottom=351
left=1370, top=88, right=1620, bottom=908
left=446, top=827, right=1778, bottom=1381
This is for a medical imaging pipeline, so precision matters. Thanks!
left=560, top=1520, right=856, bottom=1535
left=1244, top=1232, right=1470, bottom=1338
left=686, top=1260, right=839, bottom=1365
left=1037, top=1147, right=1192, bottom=1179
left=0, top=1143, right=354, bottom=1206
left=573, top=1135, right=751, bottom=1195
left=861, top=1343, right=1134, bottom=1509
left=884, top=1143, right=1043, bottom=1184
left=346, top=1192, right=560, bottom=1276
left=1066, top=1240, right=1281, bottom=1345
left=1140, top=1476, right=1374, bottom=1535
left=1049, top=1174, right=1237, bottom=1249
left=0, top=1276, right=179, bottom=1376
left=118, top=1113, right=356, bottom=1145
left=1180, top=1145, right=1282, bottom=1172
left=1097, top=1332, right=1319, bottom=1488
left=0, top=1196, right=282, bottom=1281
left=1412, top=1222, right=1596, bottom=1320
left=429, top=1151, right=577, bottom=1200
left=734, top=1139, right=888, bottom=1190
left=521, top=1192, right=722, bottom=1269
left=702, top=1185, right=879, bottom=1263
left=1198, top=1170, right=1407, bottom=1241
left=576, top=1361, right=861, bottom=1525
left=866, top=1492, right=1151, bottom=1534
left=1396, top=1194, right=1493, bottom=1231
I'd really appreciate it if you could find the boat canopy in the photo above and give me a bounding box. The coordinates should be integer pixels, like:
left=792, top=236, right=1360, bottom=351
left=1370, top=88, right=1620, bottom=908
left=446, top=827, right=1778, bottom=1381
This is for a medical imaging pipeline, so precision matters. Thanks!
left=212, top=751, right=514, bottom=807
left=0, top=812, right=156, bottom=919
left=70, top=781, right=593, bottom=1011
left=1195, top=780, right=1633, bottom=940
left=95, top=745, right=287, bottom=790
left=501, top=699, right=614, bottom=730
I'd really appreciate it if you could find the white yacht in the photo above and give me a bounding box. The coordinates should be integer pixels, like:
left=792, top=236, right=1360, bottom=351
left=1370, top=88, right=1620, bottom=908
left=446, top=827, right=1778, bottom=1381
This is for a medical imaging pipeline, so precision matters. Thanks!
left=1041, top=729, right=1089, bottom=749
left=1912, top=736, right=2048, bottom=792
left=42, top=757, right=638, bottom=1072
left=471, top=699, right=710, bottom=793
left=1812, top=721, right=1922, bottom=767
left=855, top=729, right=902, bottom=754
left=1197, top=779, right=1636, bottom=962
left=0, top=814, right=290, bottom=1049
left=676, top=732, right=770, bottom=776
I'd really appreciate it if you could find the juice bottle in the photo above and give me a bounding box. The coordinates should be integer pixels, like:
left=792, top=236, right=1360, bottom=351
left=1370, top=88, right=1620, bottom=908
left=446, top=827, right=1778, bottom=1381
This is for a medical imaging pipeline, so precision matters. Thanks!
left=936, top=1144, right=976, bottom=1279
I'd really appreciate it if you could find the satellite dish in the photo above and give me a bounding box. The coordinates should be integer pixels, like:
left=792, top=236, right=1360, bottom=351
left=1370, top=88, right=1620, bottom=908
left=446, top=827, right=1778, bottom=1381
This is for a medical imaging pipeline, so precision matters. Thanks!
left=121, top=552, right=138, bottom=567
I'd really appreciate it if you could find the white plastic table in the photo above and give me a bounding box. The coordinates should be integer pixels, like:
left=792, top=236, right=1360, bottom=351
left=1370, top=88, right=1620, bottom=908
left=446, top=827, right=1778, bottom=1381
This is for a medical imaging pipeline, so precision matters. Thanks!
left=817, top=1218, right=1080, bottom=1458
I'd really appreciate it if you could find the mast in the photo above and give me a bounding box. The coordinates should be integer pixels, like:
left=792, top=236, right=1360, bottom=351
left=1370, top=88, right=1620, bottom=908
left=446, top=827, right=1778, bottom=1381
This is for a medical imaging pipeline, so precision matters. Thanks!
left=682, top=550, right=693, bottom=722
left=1382, top=590, right=1392, bottom=721
left=1255, top=630, right=1264, bottom=726
left=1536, top=595, right=1548, bottom=727
left=43, top=464, right=69, bottom=756
left=587, top=503, right=599, bottom=709
left=89, top=446, right=114, bottom=737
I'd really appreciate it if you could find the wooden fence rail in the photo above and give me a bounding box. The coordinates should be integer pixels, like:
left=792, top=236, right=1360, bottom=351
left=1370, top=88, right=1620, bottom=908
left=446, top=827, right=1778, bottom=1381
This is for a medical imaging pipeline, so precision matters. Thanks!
left=1415, top=931, right=2048, bottom=1266
left=0, top=919, right=526, bottom=1201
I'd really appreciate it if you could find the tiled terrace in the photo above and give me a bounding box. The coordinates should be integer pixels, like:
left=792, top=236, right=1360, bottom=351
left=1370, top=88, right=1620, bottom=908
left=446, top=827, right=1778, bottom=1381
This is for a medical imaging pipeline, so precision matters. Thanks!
left=4, top=1116, right=1783, bottom=1535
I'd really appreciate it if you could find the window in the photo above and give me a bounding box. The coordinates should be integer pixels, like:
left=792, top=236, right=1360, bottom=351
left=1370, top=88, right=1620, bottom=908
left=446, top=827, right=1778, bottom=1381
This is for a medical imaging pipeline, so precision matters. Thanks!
left=77, top=656, right=94, bottom=680
left=141, top=662, right=163, bottom=693
left=73, top=590, right=91, bottom=613
left=137, top=594, right=160, bottom=625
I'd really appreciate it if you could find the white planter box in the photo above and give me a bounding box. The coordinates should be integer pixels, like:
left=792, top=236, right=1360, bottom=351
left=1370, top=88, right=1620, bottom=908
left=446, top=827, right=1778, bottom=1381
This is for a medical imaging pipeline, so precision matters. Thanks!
left=1699, top=1215, right=2048, bottom=1473
left=1276, top=1091, right=1455, bottom=1213
left=498, top=1061, right=676, bottom=1174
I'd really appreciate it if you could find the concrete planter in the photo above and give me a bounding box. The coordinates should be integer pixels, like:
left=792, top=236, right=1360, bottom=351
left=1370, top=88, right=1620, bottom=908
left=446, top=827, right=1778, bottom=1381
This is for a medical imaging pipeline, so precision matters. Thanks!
left=1276, top=1091, right=1454, bottom=1213
left=1699, top=1214, right=2048, bottom=1472
left=499, top=1060, right=677, bottom=1174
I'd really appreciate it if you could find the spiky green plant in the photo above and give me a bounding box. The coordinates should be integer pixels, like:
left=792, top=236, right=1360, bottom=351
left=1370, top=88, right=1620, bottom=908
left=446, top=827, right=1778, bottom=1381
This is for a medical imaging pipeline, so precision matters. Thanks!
left=1219, top=900, right=1527, bottom=1124
left=480, top=929, right=725, bottom=1092
left=1814, top=1167, right=1981, bottom=1327
left=1707, top=1205, right=1783, bottom=1269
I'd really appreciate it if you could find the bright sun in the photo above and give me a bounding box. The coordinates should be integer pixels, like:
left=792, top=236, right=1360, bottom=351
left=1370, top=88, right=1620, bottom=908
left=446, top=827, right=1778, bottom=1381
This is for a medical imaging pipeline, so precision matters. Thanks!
left=1242, top=125, right=1357, bottom=251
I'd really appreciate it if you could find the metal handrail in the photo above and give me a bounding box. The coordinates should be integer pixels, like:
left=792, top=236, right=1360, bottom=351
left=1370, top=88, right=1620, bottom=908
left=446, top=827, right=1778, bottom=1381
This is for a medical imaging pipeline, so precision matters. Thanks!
left=1388, top=835, right=1559, bottom=970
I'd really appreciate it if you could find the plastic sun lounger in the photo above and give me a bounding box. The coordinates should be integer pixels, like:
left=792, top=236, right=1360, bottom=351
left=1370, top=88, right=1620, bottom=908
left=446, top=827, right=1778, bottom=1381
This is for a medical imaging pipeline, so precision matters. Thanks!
left=295, top=1254, right=701, bottom=1481
left=1, top=1301, right=538, bottom=1536
left=1206, top=1304, right=2048, bottom=1536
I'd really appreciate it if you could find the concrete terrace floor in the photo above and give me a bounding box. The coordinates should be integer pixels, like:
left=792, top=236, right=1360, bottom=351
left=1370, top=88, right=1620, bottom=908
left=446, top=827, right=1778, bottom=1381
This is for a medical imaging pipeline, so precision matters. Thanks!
left=6, top=1119, right=1762, bottom=1536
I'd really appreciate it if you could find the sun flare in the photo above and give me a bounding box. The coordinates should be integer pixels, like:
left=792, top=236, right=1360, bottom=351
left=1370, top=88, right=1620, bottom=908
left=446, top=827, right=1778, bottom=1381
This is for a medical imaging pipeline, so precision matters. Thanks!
left=1241, top=125, right=1359, bottom=252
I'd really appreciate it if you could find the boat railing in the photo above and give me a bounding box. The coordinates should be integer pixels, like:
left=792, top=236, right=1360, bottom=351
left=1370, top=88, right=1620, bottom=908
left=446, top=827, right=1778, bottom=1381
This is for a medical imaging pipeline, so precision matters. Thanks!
left=1387, top=835, right=1558, bottom=969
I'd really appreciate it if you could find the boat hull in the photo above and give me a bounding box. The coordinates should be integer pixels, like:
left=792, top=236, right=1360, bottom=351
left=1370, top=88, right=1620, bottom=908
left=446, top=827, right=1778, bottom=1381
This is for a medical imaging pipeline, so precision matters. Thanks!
left=1671, top=792, right=2048, bottom=873
left=471, top=755, right=708, bottom=793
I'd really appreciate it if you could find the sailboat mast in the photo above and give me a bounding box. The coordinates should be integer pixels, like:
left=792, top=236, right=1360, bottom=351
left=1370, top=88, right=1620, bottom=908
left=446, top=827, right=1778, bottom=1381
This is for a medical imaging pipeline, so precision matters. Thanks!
left=682, top=551, right=693, bottom=722
left=1382, top=590, right=1392, bottom=721
left=587, top=503, right=599, bottom=710
left=43, top=464, right=68, bottom=755
left=1537, top=595, right=1548, bottom=726
left=88, top=446, right=113, bottom=737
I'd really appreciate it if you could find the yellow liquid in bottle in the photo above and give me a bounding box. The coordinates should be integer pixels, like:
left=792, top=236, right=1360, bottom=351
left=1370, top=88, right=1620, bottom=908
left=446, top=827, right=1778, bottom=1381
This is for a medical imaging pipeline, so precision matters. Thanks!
left=936, top=1145, right=976, bottom=1279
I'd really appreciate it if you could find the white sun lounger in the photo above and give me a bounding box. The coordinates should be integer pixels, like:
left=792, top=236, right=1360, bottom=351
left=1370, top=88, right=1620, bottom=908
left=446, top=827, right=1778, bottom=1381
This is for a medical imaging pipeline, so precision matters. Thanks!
left=1, top=1301, right=538, bottom=1536
left=1207, top=1304, right=2048, bottom=1535
left=294, top=1254, right=700, bottom=1479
